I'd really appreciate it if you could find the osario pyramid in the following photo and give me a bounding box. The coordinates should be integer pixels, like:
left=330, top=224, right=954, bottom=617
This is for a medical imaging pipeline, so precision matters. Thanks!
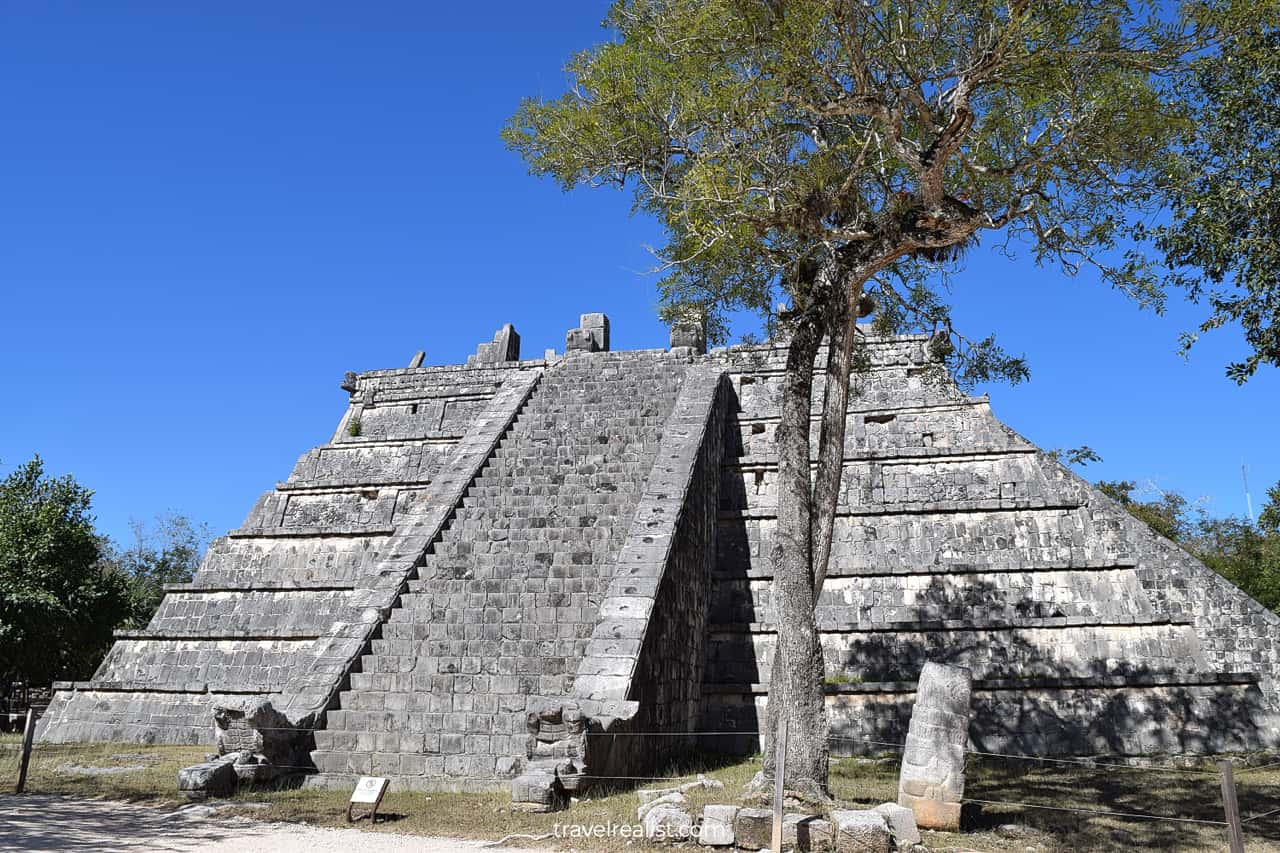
left=39, top=312, right=1280, bottom=790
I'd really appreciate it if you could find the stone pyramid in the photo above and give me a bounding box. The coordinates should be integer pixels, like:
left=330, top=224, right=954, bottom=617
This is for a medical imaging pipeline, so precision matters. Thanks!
left=39, top=314, right=1280, bottom=791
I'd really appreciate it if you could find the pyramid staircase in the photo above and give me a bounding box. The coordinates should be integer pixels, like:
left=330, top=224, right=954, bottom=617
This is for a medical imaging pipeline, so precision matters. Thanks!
left=310, top=350, right=690, bottom=784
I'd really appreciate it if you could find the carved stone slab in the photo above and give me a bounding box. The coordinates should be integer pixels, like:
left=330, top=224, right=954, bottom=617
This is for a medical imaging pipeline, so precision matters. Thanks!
left=898, top=661, right=972, bottom=830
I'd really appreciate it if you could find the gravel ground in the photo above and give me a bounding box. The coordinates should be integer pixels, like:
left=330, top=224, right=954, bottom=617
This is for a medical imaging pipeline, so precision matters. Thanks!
left=0, top=795, right=551, bottom=853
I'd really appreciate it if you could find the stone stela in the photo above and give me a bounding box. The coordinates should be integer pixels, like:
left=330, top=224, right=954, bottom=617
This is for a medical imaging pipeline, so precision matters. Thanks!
left=33, top=308, right=1280, bottom=805
left=897, top=662, right=972, bottom=830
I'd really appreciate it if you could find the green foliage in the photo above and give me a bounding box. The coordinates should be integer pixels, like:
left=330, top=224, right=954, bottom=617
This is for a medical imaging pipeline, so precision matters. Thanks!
left=1261, top=482, right=1280, bottom=534
left=0, top=456, right=128, bottom=686
left=1045, top=445, right=1103, bottom=468
left=347, top=416, right=362, bottom=437
left=1103, top=476, right=1280, bottom=613
left=102, top=513, right=211, bottom=629
left=823, top=673, right=864, bottom=685
left=503, top=0, right=1253, bottom=385
left=1195, top=516, right=1280, bottom=611
left=1097, top=479, right=1192, bottom=542
left=1137, top=9, right=1280, bottom=381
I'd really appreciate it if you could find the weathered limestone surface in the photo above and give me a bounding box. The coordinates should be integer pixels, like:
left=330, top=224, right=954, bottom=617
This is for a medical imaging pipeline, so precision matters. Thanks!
left=700, top=333, right=1280, bottom=757
left=897, top=662, right=971, bottom=830
left=40, top=315, right=1280, bottom=785
left=310, top=347, right=701, bottom=786
left=39, top=337, right=543, bottom=745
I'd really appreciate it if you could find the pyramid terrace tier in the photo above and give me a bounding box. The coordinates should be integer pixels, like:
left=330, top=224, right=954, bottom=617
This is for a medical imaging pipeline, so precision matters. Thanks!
left=704, top=619, right=1210, bottom=685
left=730, top=362, right=975, bottom=415
left=137, top=588, right=384, bottom=637
left=730, top=401, right=1033, bottom=462
left=700, top=673, right=1274, bottom=757
left=280, top=440, right=459, bottom=490
left=718, top=506, right=1135, bottom=578
left=192, top=532, right=394, bottom=588
left=710, top=567, right=1156, bottom=627
left=37, top=689, right=258, bottom=745
left=721, top=453, right=1090, bottom=516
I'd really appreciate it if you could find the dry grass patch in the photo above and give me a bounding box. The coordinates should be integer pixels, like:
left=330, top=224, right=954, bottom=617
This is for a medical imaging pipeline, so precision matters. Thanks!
left=6, top=736, right=1280, bottom=851
left=0, top=732, right=204, bottom=805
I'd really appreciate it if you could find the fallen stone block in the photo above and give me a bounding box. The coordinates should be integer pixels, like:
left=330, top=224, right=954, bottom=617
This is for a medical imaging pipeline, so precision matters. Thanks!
left=638, top=786, right=681, bottom=804
left=637, top=790, right=686, bottom=821
left=697, top=804, right=737, bottom=847
left=784, top=813, right=834, bottom=850
left=874, top=802, right=922, bottom=848
left=643, top=805, right=693, bottom=842
left=679, top=773, right=726, bottom=793
left=510, top=769, right=566, bottom=812
left=177, top=753, right=238, bottom=800
left=831, top=808, right=892, bottom=853
left=733, top=807, right=773, bottom=850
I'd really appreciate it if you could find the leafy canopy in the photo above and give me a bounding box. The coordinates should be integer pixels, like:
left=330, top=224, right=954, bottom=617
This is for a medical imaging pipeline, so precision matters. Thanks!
left=1139, top=21, right=1280, bottom=381
left=101, top=512, right=211, bottom=629
left=0, top=456, right=129, bottom=686
left=505, top=0, right=1265, bottom=381
left=1102, top=477, right=1280, bottom=612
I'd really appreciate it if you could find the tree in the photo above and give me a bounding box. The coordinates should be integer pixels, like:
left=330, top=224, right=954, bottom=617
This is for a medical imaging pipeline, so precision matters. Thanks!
left=1139, top=21, right=1280, bottom=382
left=0, top=457, right=129, bottom=689
left=1259, top=481, right=1280, bottom=534
left=1097, top=479, right=1193, bottom=542
left=1103, top=477, right=1280, bottom=613
left=102, top=512, right=210, bottom=628
left=505, top=0, right=1270, bottom=798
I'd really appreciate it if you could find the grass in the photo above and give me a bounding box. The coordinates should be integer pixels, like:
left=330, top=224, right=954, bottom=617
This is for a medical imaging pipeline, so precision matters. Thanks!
left=0, top=733, right=206, bottom=804
left=822, top=674, right=865, bottom=686
left=5, top=734, right=1280, bottom=851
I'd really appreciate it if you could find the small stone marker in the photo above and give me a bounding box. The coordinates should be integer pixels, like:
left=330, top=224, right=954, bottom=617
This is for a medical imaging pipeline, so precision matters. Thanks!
left=347, top=775, right=389, bottom=823
left=898, top=661, right=972, bottom=831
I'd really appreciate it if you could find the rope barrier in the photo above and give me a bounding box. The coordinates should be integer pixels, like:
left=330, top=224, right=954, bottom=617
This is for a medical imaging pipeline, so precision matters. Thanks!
left=961, top=797, right=1229, bottom=826
left=965, top=747, right=1217, bottom=776
left=1242, top=805, right=1280, bottom=825
left=1231, top=759, right=1280, bottom=776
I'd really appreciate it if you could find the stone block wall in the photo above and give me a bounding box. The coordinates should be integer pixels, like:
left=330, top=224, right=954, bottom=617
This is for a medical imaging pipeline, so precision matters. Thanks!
left=39, top=354, right=543, bottom=744
left=309, top=350, right=697, bottom=786
left=40, top=320, right=1280, bottom=774
left=699, top=334, right=1280, bottom=756
left=566, top=368, right=729, bottom=778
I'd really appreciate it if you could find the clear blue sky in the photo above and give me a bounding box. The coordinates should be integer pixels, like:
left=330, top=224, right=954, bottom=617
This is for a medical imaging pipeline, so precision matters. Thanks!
left=1, top=1, right=1275, bottom=545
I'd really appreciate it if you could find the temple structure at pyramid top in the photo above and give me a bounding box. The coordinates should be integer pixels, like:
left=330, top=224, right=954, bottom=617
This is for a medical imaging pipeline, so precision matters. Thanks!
left=38, top=311, right=1280, bottom=790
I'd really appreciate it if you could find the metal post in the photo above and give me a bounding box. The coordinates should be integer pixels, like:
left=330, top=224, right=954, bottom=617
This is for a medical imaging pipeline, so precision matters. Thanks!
left=14, top=708, right=35, bottom=794
left=771, top=715, right=787, bottom=853
left=1219, top=760, right=1245, bottom=853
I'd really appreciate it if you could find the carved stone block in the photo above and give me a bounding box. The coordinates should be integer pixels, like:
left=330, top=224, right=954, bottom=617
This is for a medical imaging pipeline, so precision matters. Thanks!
left=897, top=661, right=972, bottom=830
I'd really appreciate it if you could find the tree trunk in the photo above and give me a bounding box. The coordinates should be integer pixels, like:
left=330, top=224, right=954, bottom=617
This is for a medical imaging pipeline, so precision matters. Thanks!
left=760, top=306, right=830, bottom=802
left=812, top=278, right=864, bottom=598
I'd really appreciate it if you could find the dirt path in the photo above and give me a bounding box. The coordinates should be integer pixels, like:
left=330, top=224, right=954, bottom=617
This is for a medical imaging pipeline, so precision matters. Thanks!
left=0, top=795, right=551, bottom=852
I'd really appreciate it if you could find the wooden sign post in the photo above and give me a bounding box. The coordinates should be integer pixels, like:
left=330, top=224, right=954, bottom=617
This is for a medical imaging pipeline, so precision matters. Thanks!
left=1219, top=761, right=1245, bottom=853
left=347, top=775, right=390, bottom=823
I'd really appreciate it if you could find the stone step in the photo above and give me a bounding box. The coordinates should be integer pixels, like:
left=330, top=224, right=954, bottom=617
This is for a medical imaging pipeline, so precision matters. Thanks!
left=364, top=636, right=588, bottom=660
left=710, top=567, right=1155, bottom=626
left=705, top=621, right=1209, bottom=684
left=700, top=670, right=1261, bottom=695
left=717, top=506, right=1132, bottom=578
left=308, top=748, right=507, bottom=780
